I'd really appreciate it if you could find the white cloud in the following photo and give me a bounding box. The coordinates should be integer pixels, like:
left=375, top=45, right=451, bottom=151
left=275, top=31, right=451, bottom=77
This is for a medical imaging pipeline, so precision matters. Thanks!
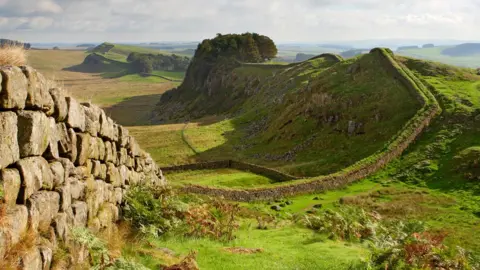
left=0, top=0, right=478, bottom=42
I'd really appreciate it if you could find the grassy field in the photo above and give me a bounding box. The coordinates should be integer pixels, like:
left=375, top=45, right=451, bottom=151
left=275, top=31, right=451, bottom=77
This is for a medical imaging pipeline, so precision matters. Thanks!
left=166, top=169, right=275, bottom=188
left=27, top=49, right=177, bottom=126
left=397, top=46, right=480, bottom=68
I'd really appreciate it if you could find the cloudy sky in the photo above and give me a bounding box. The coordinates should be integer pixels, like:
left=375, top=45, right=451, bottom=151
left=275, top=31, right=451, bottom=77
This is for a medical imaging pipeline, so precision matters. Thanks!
left=0, top=0, right=478, bottom=43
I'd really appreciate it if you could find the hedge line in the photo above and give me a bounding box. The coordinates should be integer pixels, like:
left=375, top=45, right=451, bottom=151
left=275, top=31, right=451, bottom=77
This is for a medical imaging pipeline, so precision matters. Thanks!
left=180, top=48, right=441, bottom=201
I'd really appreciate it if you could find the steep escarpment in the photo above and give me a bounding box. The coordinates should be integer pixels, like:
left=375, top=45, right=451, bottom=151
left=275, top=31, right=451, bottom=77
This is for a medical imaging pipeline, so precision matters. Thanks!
left=156, top=43, right=424, bottom=177
left=154, top=33, right=278, bottom=121
left=0, top=66, right=165, bottom=268
left=181, top=48, right=441, bottom=201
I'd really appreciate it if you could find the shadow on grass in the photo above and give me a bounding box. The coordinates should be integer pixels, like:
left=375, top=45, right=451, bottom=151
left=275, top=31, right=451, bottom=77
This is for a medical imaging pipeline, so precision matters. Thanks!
left=104, top=94, right=163, bottom=126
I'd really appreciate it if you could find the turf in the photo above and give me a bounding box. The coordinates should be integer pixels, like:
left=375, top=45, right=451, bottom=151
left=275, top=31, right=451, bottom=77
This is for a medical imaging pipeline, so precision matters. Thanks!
left=125, top=225, right=367, bottom=270
left=166, top=169, right=275, bottom=188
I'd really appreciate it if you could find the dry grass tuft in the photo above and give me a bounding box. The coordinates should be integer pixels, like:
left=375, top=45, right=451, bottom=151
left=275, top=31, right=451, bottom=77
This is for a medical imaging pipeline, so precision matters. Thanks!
left=0, top=228, right=37, bottom=270
left=0, top=45, right=27, bottom=66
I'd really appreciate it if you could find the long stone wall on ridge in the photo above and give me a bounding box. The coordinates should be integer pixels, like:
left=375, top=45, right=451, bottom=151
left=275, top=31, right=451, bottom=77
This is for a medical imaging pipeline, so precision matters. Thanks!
left=0, top=65, right=165, bottom=268
left=180, top=48, right=441, bottom=202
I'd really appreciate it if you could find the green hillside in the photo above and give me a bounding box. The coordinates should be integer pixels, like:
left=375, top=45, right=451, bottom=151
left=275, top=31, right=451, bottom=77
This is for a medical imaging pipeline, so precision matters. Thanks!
left=155, top=47, right=421, bottom=176
left=67, top=42, right=189, bottom=80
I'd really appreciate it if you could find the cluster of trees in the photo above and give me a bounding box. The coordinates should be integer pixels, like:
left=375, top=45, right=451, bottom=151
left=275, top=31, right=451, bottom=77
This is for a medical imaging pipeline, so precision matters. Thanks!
left=0, top=39, right=31, bottom=49
left=195, top=33, right=277, bottom=63
left=127, top=52, right=190, bottom=73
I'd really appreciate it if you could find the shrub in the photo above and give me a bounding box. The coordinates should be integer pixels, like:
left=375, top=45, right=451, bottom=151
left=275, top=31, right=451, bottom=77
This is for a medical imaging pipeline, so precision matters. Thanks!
left=302, top=207, right=378, bottom=241
left=71, top=227, right=149, bottom=269
left=184, top=198, right=240, bottom=242
left=123, top=185, right=188, bottom=238
left=302, top=207, right=478, bottom=269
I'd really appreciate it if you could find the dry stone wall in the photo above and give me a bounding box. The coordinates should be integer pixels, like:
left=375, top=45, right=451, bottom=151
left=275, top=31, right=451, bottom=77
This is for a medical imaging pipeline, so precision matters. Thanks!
left=0, top=65, right=165, bottom=268
left=180, top=49, right=441, bottom=202
left=161, top=160, right=302, bottom=182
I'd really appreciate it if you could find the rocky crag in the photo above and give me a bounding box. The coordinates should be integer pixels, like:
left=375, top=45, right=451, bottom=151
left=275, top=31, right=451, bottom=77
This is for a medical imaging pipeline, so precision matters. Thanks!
left=0, top=65, right=165, bottom=268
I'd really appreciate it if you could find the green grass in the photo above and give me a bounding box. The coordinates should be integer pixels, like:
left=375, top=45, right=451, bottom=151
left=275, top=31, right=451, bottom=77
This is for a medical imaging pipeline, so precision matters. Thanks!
left=151, top=70, right=185, bottom=81
left=128, top=124, right=198, bottom=166
left=126, top=225, right=366, bottom=270
left=119, top=74, right=169, bottom=83
left=166, top=169, right=275, bottom=188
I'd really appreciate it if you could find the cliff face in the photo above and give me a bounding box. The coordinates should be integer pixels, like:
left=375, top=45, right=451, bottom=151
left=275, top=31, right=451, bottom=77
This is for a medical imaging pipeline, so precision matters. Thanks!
left=0, top=65, right=165, bottom=268
left=154, top=33, right=278, bottom=122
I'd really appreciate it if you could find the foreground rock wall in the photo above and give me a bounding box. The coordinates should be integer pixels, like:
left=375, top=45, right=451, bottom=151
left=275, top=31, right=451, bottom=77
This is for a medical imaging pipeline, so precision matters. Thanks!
left=0, top=65, right=165, bottom=268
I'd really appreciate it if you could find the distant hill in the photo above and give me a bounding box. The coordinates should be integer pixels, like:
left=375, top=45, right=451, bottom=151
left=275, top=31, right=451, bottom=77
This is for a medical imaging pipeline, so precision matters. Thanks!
left=295, top=53, right=316, bottom=62
left=422, top=43, right=435, bottom=48
left=0, top=38, right=31, bottom=49
left=441, top=43, right=480, bottom=57
left=76, top=43, right=96, bottom=48
left=66, top=42, right=190, bottom=77
left=318, top=44, right=353, bottom=50
left=340, top=49, right=370, bottom=58
left=397, top=45, right=419, bottom=51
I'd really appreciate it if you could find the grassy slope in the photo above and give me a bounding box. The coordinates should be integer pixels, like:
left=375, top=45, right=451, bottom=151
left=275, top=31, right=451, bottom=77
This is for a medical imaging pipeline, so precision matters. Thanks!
left=27, top=49, right=177, bottom=126
left=153, top=53, right=421, bottom=177
left=167, top=169, right=275, bottom=188
left=397, top=46, right=480, bottom=68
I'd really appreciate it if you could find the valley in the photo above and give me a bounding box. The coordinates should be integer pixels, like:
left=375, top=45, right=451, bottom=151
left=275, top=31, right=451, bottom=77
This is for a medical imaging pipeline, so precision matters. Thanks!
left=9, top=35, right=480, bottom=269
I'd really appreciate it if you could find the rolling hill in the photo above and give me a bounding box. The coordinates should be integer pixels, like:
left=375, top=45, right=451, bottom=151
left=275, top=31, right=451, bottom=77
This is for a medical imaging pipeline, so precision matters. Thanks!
left=22, top=34, right=480, bottom=269
left=154, top=35, right=425, bottom=177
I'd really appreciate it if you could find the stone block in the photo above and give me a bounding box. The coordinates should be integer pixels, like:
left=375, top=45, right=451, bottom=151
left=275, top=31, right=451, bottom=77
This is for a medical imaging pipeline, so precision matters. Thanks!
left=82, top=103, right=101, bottom=137
left=66, top=97, right=85, bottom=131
left=0, top=66, right=27, bottom=109
left=69, top=178, right=86, bottom=200
left=99, top=111, right=115, bottom=140
left=106, top=163, right=121, bottom=187
left=57, top=123, right=76, bottom=161
left=118, top=126, right=129, bottom=147
left=17, top=110, right=50, bottom=158
left=49, top=88, right=68, bottom=122
left=71, top=201, right=88, bottom=227
left=97, top=137, right=105, bottom=161
left=88, top=136, right=99, bottom=160
left=21, top=66, right=54, bottom=115
left=56, top=178, right=71, bottom=212
left=52, top=213, right=68, bottom=242
left=44, top=117, right=60, bottom=160
left=49, top=161, right=65, bottom=188
left=0, top=168, right=21, bottom=206
left=27, top=191, right=60, bottom=233
left=0, top=112, right=19, bottom=169
left=100, top=164, right=107, bottom=180
left=75, top=133, right=91, bottom=166
left=86, top=179, right=106, bottom=217
left=16, top=156, right=53, bottom=202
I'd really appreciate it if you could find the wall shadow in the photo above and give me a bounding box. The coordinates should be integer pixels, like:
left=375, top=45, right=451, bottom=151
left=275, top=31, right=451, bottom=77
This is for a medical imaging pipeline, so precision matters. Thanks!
left=104, top=94, right=163, bottom=126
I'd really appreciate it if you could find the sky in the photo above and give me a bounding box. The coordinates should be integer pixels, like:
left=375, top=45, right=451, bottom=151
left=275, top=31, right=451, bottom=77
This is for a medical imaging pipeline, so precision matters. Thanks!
left=0, top=0, right=479, bottom=44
